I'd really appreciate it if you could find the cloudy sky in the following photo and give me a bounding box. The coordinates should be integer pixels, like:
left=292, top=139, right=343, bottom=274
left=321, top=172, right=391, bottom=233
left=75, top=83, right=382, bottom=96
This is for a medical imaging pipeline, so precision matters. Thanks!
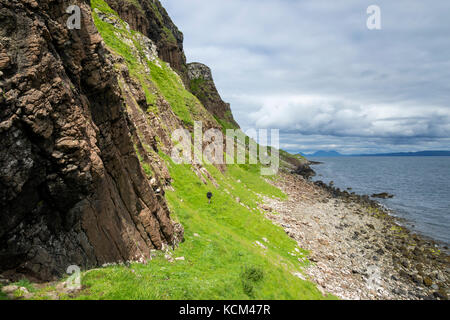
left=161, top=0, right=450, bottom=154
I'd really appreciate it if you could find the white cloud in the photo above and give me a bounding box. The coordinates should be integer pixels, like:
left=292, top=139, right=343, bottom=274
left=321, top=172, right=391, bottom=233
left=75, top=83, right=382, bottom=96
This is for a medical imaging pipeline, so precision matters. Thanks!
left=234, top=94, right=450, bottom=138
left=161, top=0, right=450, bottom=153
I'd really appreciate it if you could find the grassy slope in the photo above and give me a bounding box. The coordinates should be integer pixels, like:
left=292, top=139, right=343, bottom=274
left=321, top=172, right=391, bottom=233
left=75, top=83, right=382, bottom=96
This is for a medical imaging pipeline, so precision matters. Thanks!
left=0, top=286, right=7, bottom=300
left=92, top=0, right=209, bottom=127
left=74, top=154, right=330, bottom=299
left=8, top=0, right=333, bottom=300
left=0, top=279, right=36, bottom=300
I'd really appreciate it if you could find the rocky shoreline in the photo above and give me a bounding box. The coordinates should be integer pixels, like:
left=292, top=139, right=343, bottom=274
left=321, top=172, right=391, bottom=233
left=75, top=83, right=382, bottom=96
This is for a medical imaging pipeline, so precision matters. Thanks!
left=265, top=172, right=449, bottom=300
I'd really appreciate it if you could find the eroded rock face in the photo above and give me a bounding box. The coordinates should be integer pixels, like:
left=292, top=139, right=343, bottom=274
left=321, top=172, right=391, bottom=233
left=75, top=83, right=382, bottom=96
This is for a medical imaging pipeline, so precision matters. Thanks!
left=104, top=0, right=188, bottom=83
left=101, top=1, right=239, bottom=129
left=292, top=163, right=316, bottom=180
left=187, top=62, right=239, bottom=128
left=0, top=0, right=181, bottom=281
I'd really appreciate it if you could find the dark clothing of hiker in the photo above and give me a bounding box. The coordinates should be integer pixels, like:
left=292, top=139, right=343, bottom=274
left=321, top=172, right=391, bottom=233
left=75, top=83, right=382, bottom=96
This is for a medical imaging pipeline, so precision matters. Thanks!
left=207, top=192, right=213, bottom=204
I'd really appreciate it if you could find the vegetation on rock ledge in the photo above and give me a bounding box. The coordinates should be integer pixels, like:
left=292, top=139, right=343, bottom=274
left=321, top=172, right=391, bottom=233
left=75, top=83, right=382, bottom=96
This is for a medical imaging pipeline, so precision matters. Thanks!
left=1, top=0, right=333, bottom=300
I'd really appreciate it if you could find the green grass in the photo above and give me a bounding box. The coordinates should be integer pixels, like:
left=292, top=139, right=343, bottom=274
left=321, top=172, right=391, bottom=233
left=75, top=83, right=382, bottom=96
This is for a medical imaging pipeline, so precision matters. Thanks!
left=148, top=1, right=165, bottom=24
left=147, top=60, right=196, bottom=126
left=128, top=69, right=158, bottom=113
left=189, top=77, right=206, bottom=97
left=92, top=0, right=117, bottom=15
left=92, top=0, right=208, bottom=127
left=162, top=26, right=177, bottom=45
left=134, top=145, right=154, bottom=177
left=124, top=0, right=144, bottom=13
left=214, top=115, right=238, bottom=131
left=191, top=80, right=239, bottom=130
left=69, top=153, right=333, bottom=300
left=0, top=279, right=37, bottom=300
left=0, top=284, right=8, bottom=300
left=61, top=0, right=336, bottom=300
left=12, top=279, right=36, bottom=293
left=92, top=3, right=138, bottom=66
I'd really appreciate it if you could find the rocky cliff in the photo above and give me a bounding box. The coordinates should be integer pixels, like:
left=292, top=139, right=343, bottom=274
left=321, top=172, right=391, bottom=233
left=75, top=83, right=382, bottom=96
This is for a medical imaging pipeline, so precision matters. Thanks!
left=188, top=62, right=240, bottom=129
left=103, top=0, right=188, bottom=83
left=0, top=0, right=182, bottom=281
left=0, top=0, right=300, bottom=282
left=101, top=0, right=240, bottom=128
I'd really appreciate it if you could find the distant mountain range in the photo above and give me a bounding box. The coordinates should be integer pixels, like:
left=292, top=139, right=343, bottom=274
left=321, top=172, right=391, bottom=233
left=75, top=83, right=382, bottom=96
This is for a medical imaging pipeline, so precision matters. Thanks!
left=299, top=150, right=450, bottom=157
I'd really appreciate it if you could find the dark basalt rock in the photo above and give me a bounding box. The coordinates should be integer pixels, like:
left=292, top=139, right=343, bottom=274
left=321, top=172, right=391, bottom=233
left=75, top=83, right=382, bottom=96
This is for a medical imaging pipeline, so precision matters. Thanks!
left=371, top=192, right=394, bottom=199
left=308, top=160, right=323, bottom=165
left=187, top=62, right=240, bottom=129
left=0, top=0, right=181, bottom=281
left=104, top=0, right=188, bottom=84
left=292, top=164, right=316, bottom=180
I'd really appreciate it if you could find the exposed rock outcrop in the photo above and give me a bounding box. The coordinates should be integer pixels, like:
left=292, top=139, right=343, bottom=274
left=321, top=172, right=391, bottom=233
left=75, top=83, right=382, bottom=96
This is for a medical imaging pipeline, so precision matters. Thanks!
left=104, top=0, right=188, bottom=83
left=102, top=1, right=239, bottom=130
left=187, top=62, right=239, bottom=129
left=0, top=0, right=181, bottom=281
left=93, top=3, right=225, bottom=182
left=292, top=163, right=316, bottom=180
left=371, top=192, right=394, bottom=199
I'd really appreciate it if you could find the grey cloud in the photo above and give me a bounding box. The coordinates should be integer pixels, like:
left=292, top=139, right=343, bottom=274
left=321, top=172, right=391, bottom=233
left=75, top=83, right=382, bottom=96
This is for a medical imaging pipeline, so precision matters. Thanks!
left=161, top=0, right=450, bottom=153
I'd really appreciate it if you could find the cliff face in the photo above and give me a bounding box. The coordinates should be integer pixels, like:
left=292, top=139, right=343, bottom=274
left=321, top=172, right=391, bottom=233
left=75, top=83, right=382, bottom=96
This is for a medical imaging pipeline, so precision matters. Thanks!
left=102, top=0, right=240, bottom=130
left=0, top=0, right=182, bottom=281
left=103, top=0, right=188, bottom=83
left=187, top=63, right=240, bottom=129
left=0, top=0, right=299, bottom=282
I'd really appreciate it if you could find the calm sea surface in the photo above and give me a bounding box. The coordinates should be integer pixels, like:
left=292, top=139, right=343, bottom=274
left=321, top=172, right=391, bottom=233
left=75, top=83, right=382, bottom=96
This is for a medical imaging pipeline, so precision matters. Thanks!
left=309, top=157, right=450, bottom=246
